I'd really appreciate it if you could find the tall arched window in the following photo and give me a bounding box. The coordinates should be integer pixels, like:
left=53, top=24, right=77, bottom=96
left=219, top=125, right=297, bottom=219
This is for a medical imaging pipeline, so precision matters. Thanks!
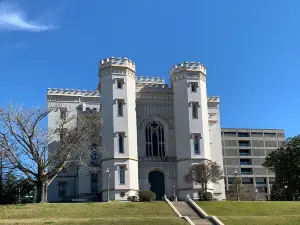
left=145, top=121, right=165, bottom=157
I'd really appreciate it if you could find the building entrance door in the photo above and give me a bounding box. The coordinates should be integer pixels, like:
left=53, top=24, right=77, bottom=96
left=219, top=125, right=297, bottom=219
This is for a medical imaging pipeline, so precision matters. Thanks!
left=148, top=171, right=165, bottom=200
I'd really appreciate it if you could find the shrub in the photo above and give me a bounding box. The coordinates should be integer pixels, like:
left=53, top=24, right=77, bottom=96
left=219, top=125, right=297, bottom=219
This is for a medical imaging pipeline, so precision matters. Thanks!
left=138, top=190, right=156, bottom=202
left=203, top=192, right=213, bottom=201
left=127, top=195, right=139, bottom=202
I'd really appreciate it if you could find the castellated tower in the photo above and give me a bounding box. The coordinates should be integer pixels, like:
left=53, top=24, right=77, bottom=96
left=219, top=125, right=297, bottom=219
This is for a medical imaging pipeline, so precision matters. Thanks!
left=170, top=62, right=212, bottom=199
left=98, top=57, right=139, bottom=201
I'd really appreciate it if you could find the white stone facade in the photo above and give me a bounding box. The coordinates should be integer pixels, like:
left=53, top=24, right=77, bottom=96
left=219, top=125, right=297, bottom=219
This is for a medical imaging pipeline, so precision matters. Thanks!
left=47, top=57, right=226, bottom=202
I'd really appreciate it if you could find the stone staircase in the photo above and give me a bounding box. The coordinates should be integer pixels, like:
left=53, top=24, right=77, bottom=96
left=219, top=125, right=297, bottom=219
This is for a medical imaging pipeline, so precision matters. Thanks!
left=172, top=201, right=212, bottom=225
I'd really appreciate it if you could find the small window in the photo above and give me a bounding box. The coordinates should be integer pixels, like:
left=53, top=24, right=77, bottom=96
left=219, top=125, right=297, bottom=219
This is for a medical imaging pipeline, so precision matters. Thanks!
left=118, top=133, right=124, bottom=153
left=117, top=100, right=123, bottom=116
left=90, top=144, right=97, bottom=164
left=59, top=107, right=67, bottom=120
left=119, top=166, right=125, bottom=184
left=58, top=183, right=66, bottom=197
left=91, top=173, right=98, bottom=193
left=191, top=83, right=197, bottom=92
left=193, top=134, right=201, bottom=154
left=117, top=80, right=123, bottom=89
left=192, top=103, right=198, bottom=119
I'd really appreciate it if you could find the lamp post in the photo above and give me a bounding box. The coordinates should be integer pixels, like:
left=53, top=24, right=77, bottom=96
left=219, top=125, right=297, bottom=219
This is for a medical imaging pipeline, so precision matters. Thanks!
left=106, top=168, right=110, bottom=202
left=255, top=188, right=258, bottom=201
left=284, top=185, right=288, bottom=201
left=173, top=184, right=177, bottom=201
left=234, top=169, right=240, bottom=201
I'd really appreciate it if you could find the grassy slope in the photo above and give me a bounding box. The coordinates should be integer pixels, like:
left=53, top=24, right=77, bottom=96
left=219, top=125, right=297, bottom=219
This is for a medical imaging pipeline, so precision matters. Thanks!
left=0, top=202, right=187, bottom=225
left=198, top=201, right=300, bottom=225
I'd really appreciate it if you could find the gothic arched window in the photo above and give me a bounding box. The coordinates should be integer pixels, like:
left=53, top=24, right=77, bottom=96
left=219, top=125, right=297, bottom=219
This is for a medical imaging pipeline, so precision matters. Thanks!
left=145, top=121, right=165, bottom=157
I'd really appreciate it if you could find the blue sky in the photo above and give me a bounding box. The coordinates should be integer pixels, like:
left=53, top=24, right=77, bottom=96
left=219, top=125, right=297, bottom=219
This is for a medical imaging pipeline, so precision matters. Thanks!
left=0, top=0, right=299, bottom=137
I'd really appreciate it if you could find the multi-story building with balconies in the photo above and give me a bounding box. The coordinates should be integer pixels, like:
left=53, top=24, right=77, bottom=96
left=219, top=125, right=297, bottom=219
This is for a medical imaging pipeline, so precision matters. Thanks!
left=47, top=57, right=226, bottom=202
left=221, top=128, right=285, bottom=200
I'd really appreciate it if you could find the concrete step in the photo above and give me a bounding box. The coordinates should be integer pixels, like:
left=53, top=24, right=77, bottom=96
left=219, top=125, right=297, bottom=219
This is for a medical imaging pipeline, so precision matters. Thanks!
left=172, top=201, right=212, bottom=225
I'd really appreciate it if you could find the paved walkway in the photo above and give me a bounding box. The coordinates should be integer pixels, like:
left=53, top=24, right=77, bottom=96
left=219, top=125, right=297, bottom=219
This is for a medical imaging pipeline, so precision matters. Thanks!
left=172, top=201, right=212, bottom=225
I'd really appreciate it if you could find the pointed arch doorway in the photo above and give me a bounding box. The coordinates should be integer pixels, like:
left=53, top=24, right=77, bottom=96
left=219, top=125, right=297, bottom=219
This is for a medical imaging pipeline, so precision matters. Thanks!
left=148, top=171, right=165, bottom=200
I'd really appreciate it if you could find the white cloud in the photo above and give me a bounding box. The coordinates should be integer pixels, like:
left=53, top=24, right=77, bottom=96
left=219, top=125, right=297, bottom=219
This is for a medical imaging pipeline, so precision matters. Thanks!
left=0, top=2, right=56, bottom=32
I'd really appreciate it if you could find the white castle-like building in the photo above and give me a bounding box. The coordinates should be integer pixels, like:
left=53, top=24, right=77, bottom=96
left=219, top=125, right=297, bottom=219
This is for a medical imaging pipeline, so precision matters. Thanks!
left=47, top=57, right=226, bottom=202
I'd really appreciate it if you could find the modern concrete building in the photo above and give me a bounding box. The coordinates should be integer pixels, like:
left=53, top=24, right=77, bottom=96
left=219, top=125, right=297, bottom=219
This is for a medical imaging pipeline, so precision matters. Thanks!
left=221, top=128, right=285, bottom=200
left=47, top=57, right=226, bottom=202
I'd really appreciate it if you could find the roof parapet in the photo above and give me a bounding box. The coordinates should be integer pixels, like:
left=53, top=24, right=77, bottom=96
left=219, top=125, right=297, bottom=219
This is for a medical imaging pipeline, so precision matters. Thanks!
left=47, top=88, right=100, bottom=97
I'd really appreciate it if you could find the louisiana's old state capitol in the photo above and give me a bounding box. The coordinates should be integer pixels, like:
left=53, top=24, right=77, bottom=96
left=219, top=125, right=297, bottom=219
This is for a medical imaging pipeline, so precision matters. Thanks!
left=47, top=56, right=227, bottom=202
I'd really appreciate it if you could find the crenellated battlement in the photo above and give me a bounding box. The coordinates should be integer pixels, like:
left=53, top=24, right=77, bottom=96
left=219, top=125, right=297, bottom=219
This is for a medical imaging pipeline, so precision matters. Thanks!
left=47, top=88, right=100, bottom=97
left=207, top=96, right=220, bottom=102
left=169, top=61, right=206, bottom=82
left=99, top=56, right=135, bottom=71
left=136, top=76, right=165, bottom=84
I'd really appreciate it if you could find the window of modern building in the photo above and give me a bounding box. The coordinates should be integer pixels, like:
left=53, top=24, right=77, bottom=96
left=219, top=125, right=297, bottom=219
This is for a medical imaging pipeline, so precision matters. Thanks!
left=91, top=173, right=98, bottom=193
left=58, top=183, right=66, bottom=198
left=191, top=83, right=197, bottom=92
left=238, top=140, right=251, bottom=147
left=242, top=177, right=253, bottom=184
left=117, top=100, right=123, bottom=116
left=119, top=166, right=125, bottom=184
left=255, top=177, right=267, bottom=184
left=238, top=132, right=250, bottom=137
left=192, top=103, right=198, bottom=119
left=264, top=132, right=276, bottom=137
left=228, top=177, right=234, bottom=184
left=251, top=132, right=263, bottom=137
left=193, top=134, right=201, bottom=154
left=240, top=158, right=252, bottom=165
left=239, top=149, right=251, bottom=156
left=241, top=168, right=253, bottom=175
left=269, top=177, right=275, bottom=184
left=118, top=133, right=124, bottom=153
left=224, top=132, right=237, bottom=137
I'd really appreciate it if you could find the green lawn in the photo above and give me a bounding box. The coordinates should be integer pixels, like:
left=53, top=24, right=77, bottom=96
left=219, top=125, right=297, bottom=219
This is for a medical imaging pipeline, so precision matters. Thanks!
left=0, top=202, right=187, bottom=225
left=198, top=201, right=300, bottom=225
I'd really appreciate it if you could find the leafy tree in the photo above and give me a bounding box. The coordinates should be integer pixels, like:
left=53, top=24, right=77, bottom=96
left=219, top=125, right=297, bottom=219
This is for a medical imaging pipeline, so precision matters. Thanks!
left=184, top=160, right=223, bottom=199
left=226, top=176, right=254, bottom=201
left=263, top=135, right=300, bottom=200
left=0, top=104, right=103, bottom=203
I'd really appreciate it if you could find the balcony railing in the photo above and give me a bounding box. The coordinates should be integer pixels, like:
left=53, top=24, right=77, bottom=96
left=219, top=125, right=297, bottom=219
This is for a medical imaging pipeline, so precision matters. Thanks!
left=139, top=156, right=177, bottom=162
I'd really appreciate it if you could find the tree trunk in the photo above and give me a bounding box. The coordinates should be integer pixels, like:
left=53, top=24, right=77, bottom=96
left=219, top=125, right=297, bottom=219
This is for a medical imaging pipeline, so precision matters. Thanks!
left=201, top=183, right=205, bottom=199
left=36, top=180, right=48, bottom=203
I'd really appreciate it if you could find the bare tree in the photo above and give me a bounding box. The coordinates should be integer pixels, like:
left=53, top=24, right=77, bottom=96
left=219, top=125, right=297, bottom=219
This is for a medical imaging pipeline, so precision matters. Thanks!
left=0, top=103, right=103, bottom=203
left=183, top=160, right=223, bottom=198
